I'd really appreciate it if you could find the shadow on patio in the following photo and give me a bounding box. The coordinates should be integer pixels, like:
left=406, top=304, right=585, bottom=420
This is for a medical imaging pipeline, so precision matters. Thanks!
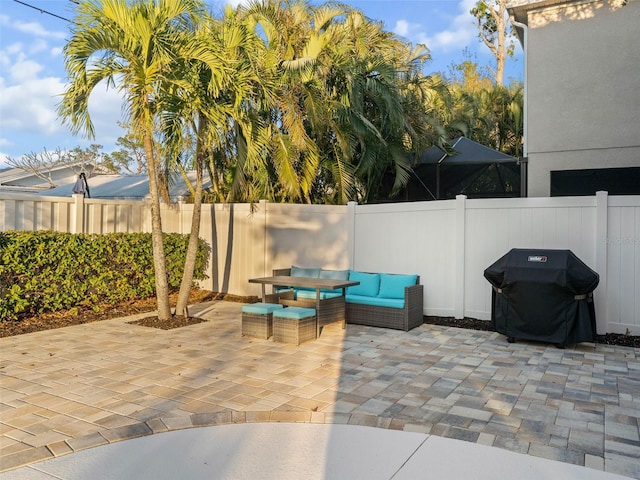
left=0, top=300, right=638, bottom=478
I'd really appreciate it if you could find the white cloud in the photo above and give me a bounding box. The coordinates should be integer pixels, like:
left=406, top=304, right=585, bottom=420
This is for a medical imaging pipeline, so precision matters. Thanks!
left=0, top=73, right=66, bottom=134
left=0, top=46, right=120, bottom=154
left=29, top=39, right=50, bottom=55
left=0, top=15, right=66, bottom=41
left=7, top=53, right=44, bottom=83
left=394, top=19, right=410, bottom=37
left=0, top=11, right=125, bottom=156
left=393, top=0, right=478, bottom=53
left=86, top=81, right=128, bottom=149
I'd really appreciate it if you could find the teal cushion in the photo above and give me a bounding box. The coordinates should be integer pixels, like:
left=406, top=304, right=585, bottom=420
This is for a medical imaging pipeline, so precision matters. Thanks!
left=318, top=270, right=348, bottom=295
left=378, top=274, right=418, bottom=299
left=345, top=294, right=405, bottom=309
left=295, top=289, right=318, bottom=300
left=273, top=307, right=316, bottom=319
left=242, top=303, right=285, bottom=314
left=347, top=271, right=380, bottom=297
left=319, top=269, right=349, bottom=280
left=291, top=265, right=321, bottom=278
left=296, top=290, right=342, bottom=300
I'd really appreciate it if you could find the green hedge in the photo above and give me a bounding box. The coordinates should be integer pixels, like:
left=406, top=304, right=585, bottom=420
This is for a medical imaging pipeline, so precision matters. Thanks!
left=0, top=231, right=210, bottom=322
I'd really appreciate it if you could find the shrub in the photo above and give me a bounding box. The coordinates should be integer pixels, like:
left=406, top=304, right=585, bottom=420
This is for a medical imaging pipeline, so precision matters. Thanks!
left=0, top=231, right=210, bottom=322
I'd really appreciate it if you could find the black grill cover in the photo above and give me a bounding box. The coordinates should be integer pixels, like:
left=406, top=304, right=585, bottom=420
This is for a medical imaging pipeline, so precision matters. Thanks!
left=484, top=249, right=599, bottom=345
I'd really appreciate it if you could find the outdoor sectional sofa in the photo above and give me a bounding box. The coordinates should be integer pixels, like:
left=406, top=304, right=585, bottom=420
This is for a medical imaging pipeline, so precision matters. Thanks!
left=271, top=266, right=424, bottom=331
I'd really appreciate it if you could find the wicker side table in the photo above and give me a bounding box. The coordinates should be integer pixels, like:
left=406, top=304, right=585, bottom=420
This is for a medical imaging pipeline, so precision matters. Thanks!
left=273, top=307, right=317, bottom=345
left=241, top=303, right=284, bottom=339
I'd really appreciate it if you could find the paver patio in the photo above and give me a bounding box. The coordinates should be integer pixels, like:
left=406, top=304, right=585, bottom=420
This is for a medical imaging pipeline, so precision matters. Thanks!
left=0, top=301, right=638, bottom=477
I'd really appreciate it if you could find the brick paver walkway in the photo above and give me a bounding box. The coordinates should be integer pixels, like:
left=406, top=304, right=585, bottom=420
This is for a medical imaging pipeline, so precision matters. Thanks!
left=1, top=301, right=638, bottom=477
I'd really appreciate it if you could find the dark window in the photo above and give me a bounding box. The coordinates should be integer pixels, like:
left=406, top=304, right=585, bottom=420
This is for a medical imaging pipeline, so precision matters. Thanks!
left=551, top=167, right=640, bottom=196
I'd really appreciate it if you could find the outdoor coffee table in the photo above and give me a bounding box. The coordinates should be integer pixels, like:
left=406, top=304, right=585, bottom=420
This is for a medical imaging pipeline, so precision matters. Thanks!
left=248, top=276, right=359, bottom=337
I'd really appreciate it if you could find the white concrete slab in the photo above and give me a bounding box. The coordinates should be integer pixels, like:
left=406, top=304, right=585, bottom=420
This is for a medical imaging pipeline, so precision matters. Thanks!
left=1, top=424, right=633, bottom=480
left=1, top=424, right=427, bottom=480
left=393, top=435, right=633, bottom=480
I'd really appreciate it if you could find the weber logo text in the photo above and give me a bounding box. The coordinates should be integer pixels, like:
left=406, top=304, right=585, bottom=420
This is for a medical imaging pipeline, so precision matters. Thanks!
left=528, top=255, right=547, bottom=263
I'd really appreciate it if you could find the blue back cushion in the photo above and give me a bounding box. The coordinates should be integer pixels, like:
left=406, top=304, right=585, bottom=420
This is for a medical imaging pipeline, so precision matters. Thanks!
left=291, top=265, right=321, bottom=278
left=347, top=271, right=381, bottom=297
left=378, top=273, right=418, bottom=299
left=319, top=269, right=349, bottom=280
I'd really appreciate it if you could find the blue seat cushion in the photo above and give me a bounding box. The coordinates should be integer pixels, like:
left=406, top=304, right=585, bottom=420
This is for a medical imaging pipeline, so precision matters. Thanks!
left=242, top=303, right=285, bottom=314
left=273, top=307, right=316, bottom=319
left=291, top=265, right=321, bottom=278
left=347, top=271, right=380, bottom=297
left=319, top=269, right=349, bottom=280
left=345, top=294, right=405, bottom=309
left=296, top=289, right=342, bottom=300
left=274, top=286, right=293, bottom=293
left=378, top=273, right=418, bottom=299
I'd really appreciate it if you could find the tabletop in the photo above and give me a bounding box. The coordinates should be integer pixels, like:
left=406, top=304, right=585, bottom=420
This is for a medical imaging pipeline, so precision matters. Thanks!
left=248, top=276, right=359, bottom=290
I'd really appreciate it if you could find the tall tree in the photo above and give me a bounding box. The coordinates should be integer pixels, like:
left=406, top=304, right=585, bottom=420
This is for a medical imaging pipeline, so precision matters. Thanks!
left=169, top=6, right=270, bottom=316
left=59, top=0, right=207, bottom=321
left=435, top=57, right=523, bottom=158
left=238, top=0, right=438, bottom=204
left=321, top=10, right=434, bottom=202
left=105, top=125, right=147, bottom=174
left=239, top=0, right=327, bottom=204
left=470, top=0, right=516, bottom=86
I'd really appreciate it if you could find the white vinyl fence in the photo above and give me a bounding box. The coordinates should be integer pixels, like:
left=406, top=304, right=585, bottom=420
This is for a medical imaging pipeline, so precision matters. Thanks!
left=2, top=191, right=638, bottom=335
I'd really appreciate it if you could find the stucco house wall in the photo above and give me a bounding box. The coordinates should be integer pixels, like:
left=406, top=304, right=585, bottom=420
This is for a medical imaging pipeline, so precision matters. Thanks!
left=509, top=0, right=640, bottom=196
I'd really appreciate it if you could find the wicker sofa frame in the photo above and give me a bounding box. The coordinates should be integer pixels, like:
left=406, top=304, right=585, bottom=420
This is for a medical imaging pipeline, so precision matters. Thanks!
left=346, top=277, right=423, bottom=331
left=270, top=268, right=424, bottom=332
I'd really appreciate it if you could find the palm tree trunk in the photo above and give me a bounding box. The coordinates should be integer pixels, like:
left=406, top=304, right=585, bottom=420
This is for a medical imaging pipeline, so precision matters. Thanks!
left=174, top=118, right=206, bottom=317
left=144, top=131, right=172, bottom=321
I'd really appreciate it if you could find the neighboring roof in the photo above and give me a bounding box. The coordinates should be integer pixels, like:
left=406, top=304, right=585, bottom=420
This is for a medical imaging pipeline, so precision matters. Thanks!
left=37, top=172, right=209, bottom=200
left=0, top=184, right=44, bottom=194
left=414, top=145, right=447, bottom=165
left=413, top=137, right=517, bottom=166
left=0, top=166, right=50, bottom=189
left=0, top=162, right=114, bottom=189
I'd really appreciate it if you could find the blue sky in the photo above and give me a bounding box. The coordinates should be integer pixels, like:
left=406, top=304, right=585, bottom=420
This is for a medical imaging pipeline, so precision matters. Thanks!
left=0, top=0, right=523, bottom=167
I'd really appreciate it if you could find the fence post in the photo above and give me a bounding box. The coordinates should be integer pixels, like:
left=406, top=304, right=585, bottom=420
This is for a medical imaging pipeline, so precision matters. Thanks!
left=1, top=199, right=16, bottom=230
left=594, top=191, right=608, bottom=334
left=260, top=199, right=268, bottom=277
left=347, top=201, right=357, bottom=270
left=72, top=194, right=85, bottom=234
left=454, top=195, right=466, bottom=319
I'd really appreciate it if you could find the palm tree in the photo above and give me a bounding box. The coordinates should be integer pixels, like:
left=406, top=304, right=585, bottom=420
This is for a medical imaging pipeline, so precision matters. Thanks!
left=170, top=6, right=273, bottom=316
left=321, top=10, right=434, bottom=202
left=238, top=0, right=438, bottom=204
left=59, top=0, right=207, bottom=321
left=238, top=0, right=328, bottom=204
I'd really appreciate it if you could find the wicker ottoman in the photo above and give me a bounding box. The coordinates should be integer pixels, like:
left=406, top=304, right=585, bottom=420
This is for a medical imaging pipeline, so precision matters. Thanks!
left=273, top=307, right=317, bottom=345
left=241, top=303, right=284, bottom=339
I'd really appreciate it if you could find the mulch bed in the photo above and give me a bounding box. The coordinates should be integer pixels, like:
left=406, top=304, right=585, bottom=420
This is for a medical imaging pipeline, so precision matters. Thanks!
left=128, top=315, right=209, bottom=330
left=423, top=316, right=640, bottom=348
left=2, top=293, right=638, bottom=348
left=0, top=291, right=256, bottom=337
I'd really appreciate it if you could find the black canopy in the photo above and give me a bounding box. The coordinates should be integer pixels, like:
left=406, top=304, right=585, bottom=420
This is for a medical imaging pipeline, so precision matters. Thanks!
left=484, top=249, right=599, bottom=346
left=407, top=137, right=521, bottom=200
